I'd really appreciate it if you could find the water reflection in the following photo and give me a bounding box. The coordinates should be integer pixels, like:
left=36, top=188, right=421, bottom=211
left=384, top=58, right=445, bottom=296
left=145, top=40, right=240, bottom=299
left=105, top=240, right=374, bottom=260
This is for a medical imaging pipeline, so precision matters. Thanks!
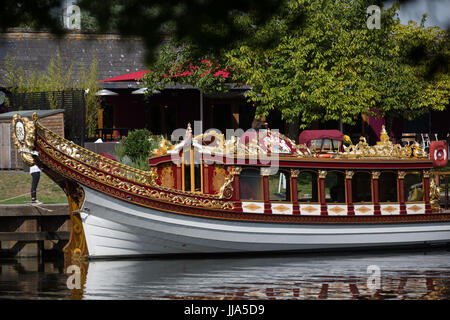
left=1, top=250, right=450, bottom=300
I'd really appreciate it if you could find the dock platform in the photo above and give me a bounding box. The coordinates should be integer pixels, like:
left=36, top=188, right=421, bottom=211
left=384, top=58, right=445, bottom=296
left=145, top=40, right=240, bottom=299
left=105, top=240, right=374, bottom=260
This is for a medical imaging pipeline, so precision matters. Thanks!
left=0, top=204, right=70, bottom=258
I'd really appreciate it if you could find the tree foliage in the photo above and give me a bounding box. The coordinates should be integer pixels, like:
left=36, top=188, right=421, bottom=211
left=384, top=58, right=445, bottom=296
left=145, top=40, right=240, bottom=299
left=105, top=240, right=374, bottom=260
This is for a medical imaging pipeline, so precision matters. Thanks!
left=75, top=0, right=286, bottom=64
left=3, top=51, right=101, bottom=137
left=142, top=40, right=232, bottom=96
left=226, top=0, right=449, bottom=128
left=116, top=128, right=163, bottom=170
left=0, top=0, right=65, bottom=35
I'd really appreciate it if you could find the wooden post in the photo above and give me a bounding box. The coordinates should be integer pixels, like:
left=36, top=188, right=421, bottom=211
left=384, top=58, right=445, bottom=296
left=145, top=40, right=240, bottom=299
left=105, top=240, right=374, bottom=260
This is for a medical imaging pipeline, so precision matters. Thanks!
left=175, top=163, right=182, bottom=190
left=398, top=171, right=407, bottom=215
left=203, top=164, right=209, bottom=194
left=261, top=168, right=272, bottom=214
left=345, top=170, right=355, bottom=215
left=291, top=169, right=300, bottom=215
left=97, top=107, right=103, bottom=138
left=181, top=152, right=185, bottom=191
left=190, top=146, right=195, bottom=193
left=423, top=170, right=432, bottom=214
left=318, top=170, right=328, bottom=215
left=372, top=171, right=381, bottom=215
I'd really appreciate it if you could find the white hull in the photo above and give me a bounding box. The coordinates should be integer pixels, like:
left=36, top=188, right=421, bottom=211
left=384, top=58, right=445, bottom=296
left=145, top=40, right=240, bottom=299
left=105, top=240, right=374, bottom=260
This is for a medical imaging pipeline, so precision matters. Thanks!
left=80, top=187, right=450, bottom=258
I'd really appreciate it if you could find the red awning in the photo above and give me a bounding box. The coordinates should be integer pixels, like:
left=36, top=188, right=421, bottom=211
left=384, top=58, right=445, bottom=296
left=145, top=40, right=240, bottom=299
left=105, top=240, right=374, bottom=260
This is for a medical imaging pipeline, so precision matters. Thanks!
left=298, top=130, right=344, bottom=147
left=100, top=70, right=150, bottom=82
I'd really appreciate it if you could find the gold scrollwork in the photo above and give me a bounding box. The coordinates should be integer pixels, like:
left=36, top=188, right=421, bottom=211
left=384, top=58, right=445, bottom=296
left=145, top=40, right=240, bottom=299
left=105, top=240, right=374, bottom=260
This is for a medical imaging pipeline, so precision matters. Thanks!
left=398, top=171, right=407, bottom=179
left=423, top=170, right=431, bottom=178
left=218, top=174, right=234, bottom=200
left=340, top=126, right=427, bottom=159
left=318, top=170, right=327, bottom=179
left=160, top=166, right=175, bottom=189
left=228, top=166, right=242, bottom=176
left=11, top=114, right=37, bottom=166
left=290, top=169, right=300, bottom=178
left=190, top=128, right=311, bottom=158
left=345, top=170, right=355, bottom=179
left=430, top=178, right=441, bottom=213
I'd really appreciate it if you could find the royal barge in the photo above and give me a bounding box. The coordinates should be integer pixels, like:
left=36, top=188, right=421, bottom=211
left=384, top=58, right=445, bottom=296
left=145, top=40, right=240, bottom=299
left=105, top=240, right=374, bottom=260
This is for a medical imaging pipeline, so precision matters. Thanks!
left=11, top=113, right=450, bottom=259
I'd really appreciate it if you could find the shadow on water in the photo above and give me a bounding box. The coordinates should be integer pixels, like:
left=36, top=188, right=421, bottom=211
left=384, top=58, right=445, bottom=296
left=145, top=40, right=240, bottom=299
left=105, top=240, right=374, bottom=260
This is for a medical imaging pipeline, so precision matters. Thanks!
left=1, top=248, right=450, bottom=300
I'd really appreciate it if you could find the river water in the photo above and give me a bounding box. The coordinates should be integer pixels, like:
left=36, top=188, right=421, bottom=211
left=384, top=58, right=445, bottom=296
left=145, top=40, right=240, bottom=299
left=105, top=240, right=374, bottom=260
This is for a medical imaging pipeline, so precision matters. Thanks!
left=0, top=249, right=449, bottom=300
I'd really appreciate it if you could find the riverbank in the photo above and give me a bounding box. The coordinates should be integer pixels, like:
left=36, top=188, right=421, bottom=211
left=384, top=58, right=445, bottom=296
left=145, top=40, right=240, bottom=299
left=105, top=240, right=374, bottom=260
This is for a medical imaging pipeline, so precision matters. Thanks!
left=0, top=171, right=67, bottom=204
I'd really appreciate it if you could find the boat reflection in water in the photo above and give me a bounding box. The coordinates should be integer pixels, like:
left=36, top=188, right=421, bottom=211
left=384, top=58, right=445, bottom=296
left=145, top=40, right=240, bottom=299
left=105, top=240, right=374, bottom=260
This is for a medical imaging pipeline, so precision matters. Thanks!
left=1, top=250, right=449, bottom=300
left=79, top=250, right=449, bottom=299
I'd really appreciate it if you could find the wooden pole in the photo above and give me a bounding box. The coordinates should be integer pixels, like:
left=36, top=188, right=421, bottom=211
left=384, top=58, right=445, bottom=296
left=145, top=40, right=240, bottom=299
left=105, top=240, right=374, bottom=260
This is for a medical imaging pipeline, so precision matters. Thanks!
left=291, top=169, right=300, bottom=215
left=181, top=152, right=185, bottom=191
left=398, top=171, right=407, bottom=215
left=345, top=170, right=355, bottom=215
left=190, top=146, right=195, bottom=193
left=97, top=107, right=103, bottom=138
left=318, top=170, right=328, bottom=215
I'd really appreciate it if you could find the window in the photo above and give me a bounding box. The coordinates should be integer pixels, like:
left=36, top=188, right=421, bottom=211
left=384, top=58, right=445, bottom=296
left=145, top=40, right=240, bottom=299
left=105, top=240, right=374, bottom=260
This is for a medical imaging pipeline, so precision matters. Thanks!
left=240, top=168, right=263, bottom=200
left=310, top=139, right=342, bottom=153
left=352, top=171, right=372, bottom=203
left=379, top=171, right=398, bottom=202
left=269, top=171, right=291, bottom=201
left=325, top=171, right=346, bottom=203
left=298, top=171, right=318, bottom=202
left=404, top=172, right=423, bottom=202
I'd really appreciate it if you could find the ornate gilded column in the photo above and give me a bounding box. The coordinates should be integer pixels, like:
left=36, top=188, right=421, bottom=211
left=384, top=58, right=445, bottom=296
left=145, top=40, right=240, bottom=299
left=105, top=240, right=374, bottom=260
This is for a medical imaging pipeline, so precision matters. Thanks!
left=63, top=181, right=89, bottom=261
left=229, top=166, right=243, bottom=212
left=345, top=170, right=355, bottom=216
left=261, top=167, right=272, bottom=214
left=397, top=170, right=407, bottom=215
left=290, top=169, right=300, bottom=215
left=423, top=170, right=432, bottom=214
left=318, top=170, right=328, bottom=216
left=372, top=171, right=381, bottom=215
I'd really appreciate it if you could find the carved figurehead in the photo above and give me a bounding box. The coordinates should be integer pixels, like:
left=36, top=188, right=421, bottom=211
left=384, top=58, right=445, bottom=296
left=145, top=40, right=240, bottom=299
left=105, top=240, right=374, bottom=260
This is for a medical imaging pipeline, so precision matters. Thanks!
left=11, top=113, right=38, bottom=166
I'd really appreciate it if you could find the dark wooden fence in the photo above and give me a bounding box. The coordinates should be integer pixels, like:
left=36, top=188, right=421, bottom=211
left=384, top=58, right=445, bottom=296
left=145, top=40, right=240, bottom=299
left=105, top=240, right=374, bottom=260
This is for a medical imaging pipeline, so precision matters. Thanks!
left=5, top=90, right=86, bottom=146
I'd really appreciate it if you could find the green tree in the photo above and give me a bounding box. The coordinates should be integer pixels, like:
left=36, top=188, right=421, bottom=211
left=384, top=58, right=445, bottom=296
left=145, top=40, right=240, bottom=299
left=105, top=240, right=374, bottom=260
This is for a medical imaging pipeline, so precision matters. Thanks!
left=3, top=50, right=101, bottom=137
left=226, top=0, right=449, bottom=129
left=117, top=128, right=162, bottom=170
left=79, top=54, right=101, bottom=138
left=142, top=39, right=232, bottom=96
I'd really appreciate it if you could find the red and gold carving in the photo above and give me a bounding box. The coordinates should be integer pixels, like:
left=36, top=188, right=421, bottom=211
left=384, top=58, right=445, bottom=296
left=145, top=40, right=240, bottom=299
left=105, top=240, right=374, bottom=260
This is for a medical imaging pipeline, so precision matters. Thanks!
left=63, top=182, right=89, bottom=262
left=212, top=166, right=228, bottom=194
left=160, top=166, right=175, bottom=189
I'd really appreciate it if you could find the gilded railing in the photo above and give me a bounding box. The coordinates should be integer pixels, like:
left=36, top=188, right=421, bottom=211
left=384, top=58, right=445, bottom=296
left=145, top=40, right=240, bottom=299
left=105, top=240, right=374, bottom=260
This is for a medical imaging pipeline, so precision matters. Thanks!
left=35, top=117, right=154, bottom=185
left=30, top=114, right=234, bottom=206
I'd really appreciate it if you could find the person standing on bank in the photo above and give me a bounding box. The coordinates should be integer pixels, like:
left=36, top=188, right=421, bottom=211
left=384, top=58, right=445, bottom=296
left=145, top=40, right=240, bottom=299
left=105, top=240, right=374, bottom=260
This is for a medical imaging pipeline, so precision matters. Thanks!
left=30, top=165, right=41, bottom=204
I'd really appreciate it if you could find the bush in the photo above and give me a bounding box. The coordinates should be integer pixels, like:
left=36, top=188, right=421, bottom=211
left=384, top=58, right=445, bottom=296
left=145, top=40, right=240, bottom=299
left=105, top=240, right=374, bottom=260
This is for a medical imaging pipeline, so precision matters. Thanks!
left=114, top=129, right=162, bottom=171
left=121, top=129, right=154, bottom=162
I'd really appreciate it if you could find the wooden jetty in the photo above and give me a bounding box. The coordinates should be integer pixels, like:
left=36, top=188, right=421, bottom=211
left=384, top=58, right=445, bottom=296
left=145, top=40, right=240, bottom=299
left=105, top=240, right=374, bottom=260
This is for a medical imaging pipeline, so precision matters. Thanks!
left=0, top=204, right=70, bottom=258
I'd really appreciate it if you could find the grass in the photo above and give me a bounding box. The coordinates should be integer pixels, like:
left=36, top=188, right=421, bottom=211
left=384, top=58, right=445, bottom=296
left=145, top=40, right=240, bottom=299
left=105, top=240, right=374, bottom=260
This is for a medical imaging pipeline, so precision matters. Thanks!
left=0, top=172, right=67, bottom=204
